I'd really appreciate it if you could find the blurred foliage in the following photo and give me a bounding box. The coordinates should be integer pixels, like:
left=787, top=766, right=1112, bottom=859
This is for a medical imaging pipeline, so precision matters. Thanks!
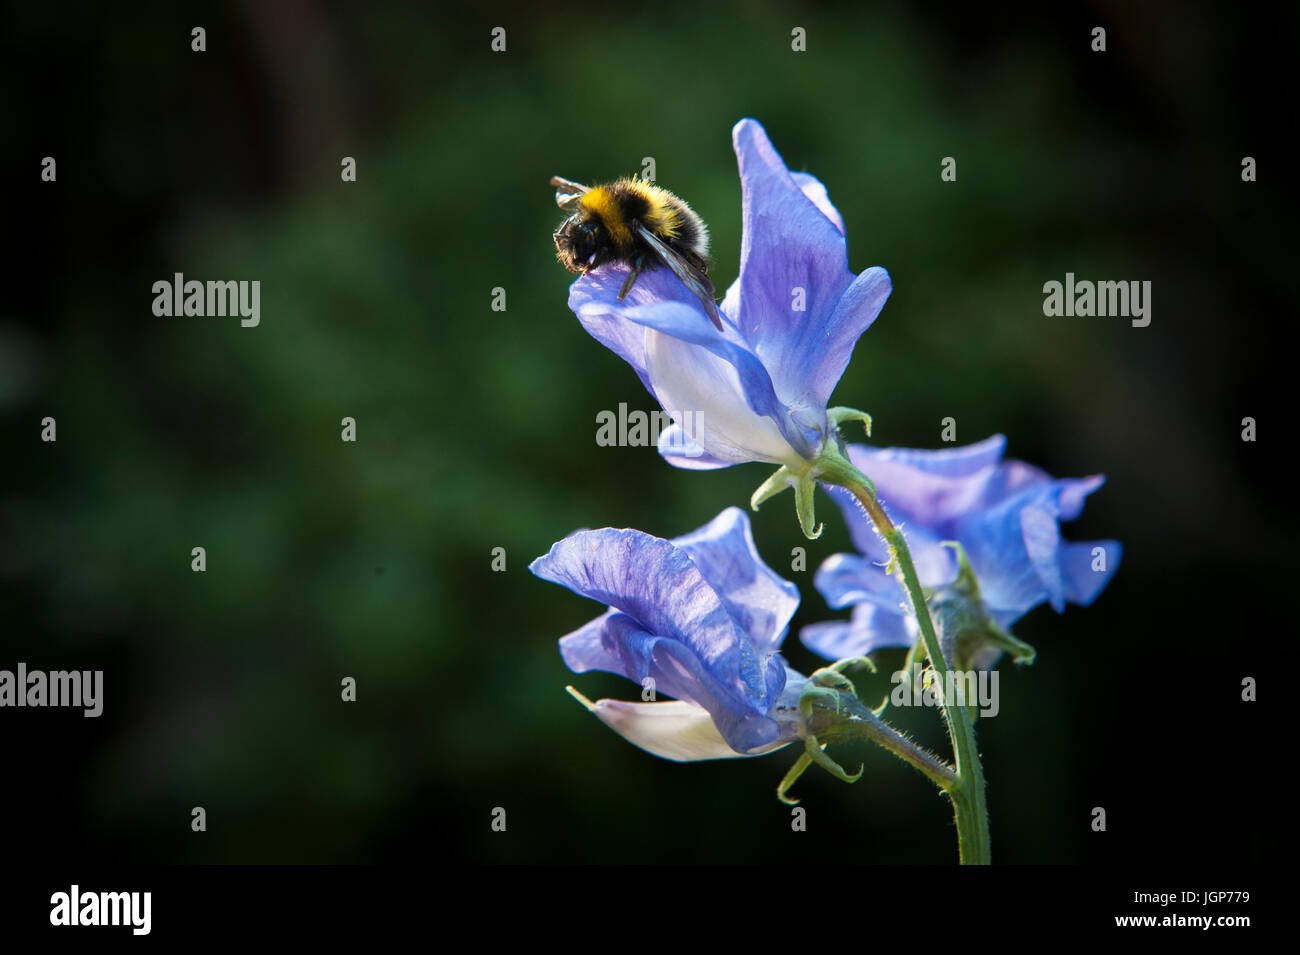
left=1, top=0, right=1290, bottom=863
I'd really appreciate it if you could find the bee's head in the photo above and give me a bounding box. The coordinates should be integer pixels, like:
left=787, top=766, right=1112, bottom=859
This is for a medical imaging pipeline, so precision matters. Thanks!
left=554, top=213, right=603, bottom=274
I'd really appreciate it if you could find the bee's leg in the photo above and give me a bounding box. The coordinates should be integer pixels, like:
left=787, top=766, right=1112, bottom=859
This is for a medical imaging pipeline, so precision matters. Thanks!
left=618, top=254, right=646, bottom=300
left=617, top=269, right=638, bottom=299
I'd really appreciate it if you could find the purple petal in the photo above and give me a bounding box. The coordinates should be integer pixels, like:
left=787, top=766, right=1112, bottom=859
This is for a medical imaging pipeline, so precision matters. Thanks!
left=957, top=475, right=1109, bottom=619
left=1021, top=504, right=1066, bottom=611
left=670, top=507, right=800, bottom=654
left=531, top=524, right=792, bottom=752
left=531, top=527, right=759, bottom=689
left=639, top=308, right=812, bottom=462
left=725, top=119, right=892, bottom=412
left=801, top=600, right=915, bottom=661
left=790, top=171, right=846, bottom=234
left=565, top=612, right=790, bottom=753
left=812, top=552, right=903, bottom=611
left=823, top=483, right=957, bottom=586
left=567, top=265, right=663, bottom=396
left=848, top=435, right=1009, bottom=480
left=813, top=438, right=1119, bottom=651
left=556, top=608, right=624, bottom=675
left=572, top=267, right=813, bottom=462
left=1061, top=540, right=1122, bottom=606
left=838, top=437, right=1011, bottom=550
left=656, top=422, right=732, bottom=470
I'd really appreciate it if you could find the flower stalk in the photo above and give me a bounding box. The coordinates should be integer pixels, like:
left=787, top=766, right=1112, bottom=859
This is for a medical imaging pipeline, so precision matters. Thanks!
left=838, top=474, right=992, bottom=865
left=749, top=433, right=993, bottom=861
left=797, top=670, right=957, bottom=793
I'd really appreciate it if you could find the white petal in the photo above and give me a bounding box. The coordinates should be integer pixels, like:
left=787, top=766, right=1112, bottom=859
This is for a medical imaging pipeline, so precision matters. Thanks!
left=575, top=694, right=789, bottom=762
left=645, top=329, right=800, bottom=466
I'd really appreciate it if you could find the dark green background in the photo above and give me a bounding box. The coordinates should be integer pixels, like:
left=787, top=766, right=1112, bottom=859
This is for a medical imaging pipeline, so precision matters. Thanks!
left=2, top=1, right=1287, bottom=863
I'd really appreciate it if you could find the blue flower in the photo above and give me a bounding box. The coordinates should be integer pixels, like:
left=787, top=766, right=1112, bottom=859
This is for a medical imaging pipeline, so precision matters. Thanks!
left=566, top=118, right=891, bottom=470
left=801, top=436, right=1121, bottom=662
left=530, top=507, right=810, bottom=761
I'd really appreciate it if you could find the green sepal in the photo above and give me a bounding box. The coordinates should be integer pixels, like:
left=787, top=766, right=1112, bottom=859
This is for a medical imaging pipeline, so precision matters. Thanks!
left=829, top=656, right=876, bottom=678
left=812, top=440, right=876, bottom=500
left=776, top=752, right=815, bottom=805
left=777, top=663, right=868, bottom=804
left=750, top=465, right=795, bottom=511
left=794, top=475, right=823, bottom=539
left=828, top=406, right=873, bottom=438
left=942, top=541, right=982, bottom=597
left=983, top=625, right=1037, bottom=666
left=931, top=541, right=1037, bottom=670
left=750, top=466, right=822, bottom=540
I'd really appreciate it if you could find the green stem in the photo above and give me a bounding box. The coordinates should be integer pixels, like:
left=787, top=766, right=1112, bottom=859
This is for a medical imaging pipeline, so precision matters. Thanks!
left=841, top=479, right=992, bottom=865
left=808, top=694, right=957, bottom=791
left=946, top=703, right=990, bottom=865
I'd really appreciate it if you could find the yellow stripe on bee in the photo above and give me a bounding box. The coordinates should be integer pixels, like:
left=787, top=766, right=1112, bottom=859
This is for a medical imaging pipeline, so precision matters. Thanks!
left=631, top=181, right=684, bottom=238
left=581, top=187, right=633, bottom=247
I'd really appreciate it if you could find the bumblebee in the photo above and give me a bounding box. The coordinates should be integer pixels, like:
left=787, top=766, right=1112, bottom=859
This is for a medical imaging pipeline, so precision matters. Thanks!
left=551, top=175, right=722, bottom=329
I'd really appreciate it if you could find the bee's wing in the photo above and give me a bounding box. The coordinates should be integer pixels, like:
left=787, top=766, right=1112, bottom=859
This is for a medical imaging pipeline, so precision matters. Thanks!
left=634, top=224, right=724, bottom=331
left=550, top=176, right=589, bottom=212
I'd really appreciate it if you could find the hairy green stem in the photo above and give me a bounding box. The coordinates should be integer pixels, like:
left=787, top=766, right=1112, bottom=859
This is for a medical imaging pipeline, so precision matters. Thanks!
left=811, top=697, right=957, bottom=791
left=841, top=479, right=992, bottom=865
